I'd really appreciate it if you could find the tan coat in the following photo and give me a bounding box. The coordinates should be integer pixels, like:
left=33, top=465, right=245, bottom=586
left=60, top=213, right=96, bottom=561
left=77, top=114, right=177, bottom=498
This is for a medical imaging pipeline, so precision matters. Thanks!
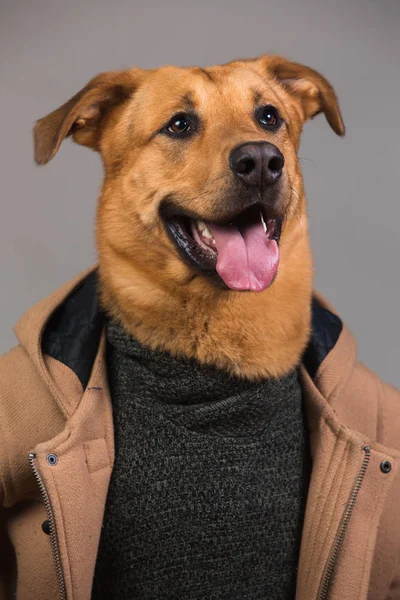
left=1, top=267, right=400, bottom=600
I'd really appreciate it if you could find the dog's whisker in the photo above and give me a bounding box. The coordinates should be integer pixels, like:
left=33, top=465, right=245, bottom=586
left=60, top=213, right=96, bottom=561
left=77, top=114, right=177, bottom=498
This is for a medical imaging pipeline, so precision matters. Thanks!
left=143, top=230, right=152, bottom=266
left=283, top=186, right=302, bottom=229
left=298, top=157, right=317, bottom=168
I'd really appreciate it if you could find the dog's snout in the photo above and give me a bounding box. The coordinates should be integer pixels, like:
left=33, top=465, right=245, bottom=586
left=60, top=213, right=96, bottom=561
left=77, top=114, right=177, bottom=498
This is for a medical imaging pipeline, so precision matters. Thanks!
left=229, top=142, right=284, bottom=188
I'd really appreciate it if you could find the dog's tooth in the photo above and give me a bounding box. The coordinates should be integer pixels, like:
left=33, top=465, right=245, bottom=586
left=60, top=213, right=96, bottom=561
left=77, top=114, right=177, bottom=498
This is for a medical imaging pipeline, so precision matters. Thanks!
left=197, top=220, right=214, bottom=241
left=203, top=228, right=214, bottom=240
left=260, top=211, right=267, bottom=233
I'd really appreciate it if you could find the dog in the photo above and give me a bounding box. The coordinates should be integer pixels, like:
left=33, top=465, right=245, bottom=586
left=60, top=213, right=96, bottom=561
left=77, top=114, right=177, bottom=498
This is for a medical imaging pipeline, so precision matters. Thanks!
left=1, top=55, right=399, bottom=600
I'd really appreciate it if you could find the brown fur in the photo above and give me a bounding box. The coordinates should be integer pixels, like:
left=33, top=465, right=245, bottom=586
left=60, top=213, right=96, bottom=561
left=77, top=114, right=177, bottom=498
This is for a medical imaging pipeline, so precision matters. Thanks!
left=33, top=55, right=344, bottom=380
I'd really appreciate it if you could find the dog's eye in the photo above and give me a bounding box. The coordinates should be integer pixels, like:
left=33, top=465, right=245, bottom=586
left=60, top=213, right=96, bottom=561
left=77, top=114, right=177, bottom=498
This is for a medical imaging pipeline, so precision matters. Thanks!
left=256, top=105, right=281, bottom=131
left=165, top=113, right=193, bottom=136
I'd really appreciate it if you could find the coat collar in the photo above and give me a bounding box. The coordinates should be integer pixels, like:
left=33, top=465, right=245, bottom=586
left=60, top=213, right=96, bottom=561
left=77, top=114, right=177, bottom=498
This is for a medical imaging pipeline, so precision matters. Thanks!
left=14, top=265, right=354, bottom=415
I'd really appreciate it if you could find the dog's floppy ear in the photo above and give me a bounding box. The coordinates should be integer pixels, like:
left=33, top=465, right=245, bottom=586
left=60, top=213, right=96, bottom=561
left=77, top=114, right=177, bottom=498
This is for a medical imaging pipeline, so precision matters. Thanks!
left=33, top=70, right=139, bottom=165
left=259, top=55, right=345, bottom=136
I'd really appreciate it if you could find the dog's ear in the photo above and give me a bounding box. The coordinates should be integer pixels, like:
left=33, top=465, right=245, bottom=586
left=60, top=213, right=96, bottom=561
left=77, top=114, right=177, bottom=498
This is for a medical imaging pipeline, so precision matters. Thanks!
left=259, top=55, right=345, bottom=136
left=33, top=70, right=139, bottom=165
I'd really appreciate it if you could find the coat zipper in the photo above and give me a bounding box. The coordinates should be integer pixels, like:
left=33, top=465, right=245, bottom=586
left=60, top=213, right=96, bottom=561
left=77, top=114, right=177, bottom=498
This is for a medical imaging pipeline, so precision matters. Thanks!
left=28, top=452, right=67, bottom=600
left=318, top=445, right=371, bottom=600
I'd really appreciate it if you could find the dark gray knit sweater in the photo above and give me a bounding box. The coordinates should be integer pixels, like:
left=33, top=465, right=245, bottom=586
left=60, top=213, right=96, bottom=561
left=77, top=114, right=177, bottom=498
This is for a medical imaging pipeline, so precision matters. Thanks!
left=91, top=319, right=310, bottom=600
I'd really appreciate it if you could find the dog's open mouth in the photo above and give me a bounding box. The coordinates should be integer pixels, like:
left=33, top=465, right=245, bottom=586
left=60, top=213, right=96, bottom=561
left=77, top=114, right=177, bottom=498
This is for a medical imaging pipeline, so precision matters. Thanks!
left=162, top=203, right=282, bottom=292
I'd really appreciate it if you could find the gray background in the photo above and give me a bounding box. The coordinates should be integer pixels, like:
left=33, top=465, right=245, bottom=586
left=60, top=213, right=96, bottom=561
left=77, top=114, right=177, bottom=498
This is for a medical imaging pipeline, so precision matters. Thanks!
left=1, top=0, right=399, bottom=386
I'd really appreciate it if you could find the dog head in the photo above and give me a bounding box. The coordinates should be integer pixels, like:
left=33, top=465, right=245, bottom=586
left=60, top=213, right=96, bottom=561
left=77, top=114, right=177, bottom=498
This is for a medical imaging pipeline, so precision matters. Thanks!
left=34, top=55, right=344, bottom=378
left=34, top=55, right=343, bottom=294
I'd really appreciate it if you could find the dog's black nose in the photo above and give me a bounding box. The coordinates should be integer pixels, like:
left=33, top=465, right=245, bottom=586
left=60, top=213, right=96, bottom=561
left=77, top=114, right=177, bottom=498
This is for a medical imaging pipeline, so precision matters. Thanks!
left=229, top=142, right=284, bottom=188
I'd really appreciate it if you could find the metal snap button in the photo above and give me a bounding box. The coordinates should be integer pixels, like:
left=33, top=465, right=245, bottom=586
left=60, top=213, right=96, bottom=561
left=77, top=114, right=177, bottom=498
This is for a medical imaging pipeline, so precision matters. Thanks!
left=42, top=519, right=51, bottom=535
left=380, top=460, right=392, bottom=474
left=47, top=453, right=58, bottom=466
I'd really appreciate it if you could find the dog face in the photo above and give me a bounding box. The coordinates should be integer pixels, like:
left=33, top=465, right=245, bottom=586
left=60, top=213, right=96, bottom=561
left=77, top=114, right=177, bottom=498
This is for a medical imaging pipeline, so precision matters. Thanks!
left=34, top=55, right=344, bottom=296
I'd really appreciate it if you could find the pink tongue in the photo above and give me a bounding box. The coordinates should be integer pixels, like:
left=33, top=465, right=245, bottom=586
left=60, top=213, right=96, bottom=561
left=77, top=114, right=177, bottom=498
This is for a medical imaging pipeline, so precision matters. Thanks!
left=206, top=220, right=279, bottom=292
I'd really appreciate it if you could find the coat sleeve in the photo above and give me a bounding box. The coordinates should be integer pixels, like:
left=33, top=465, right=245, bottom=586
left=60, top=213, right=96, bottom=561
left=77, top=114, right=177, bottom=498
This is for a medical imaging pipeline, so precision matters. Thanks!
left=384, top=375, right=400, bottom=600
left=375, top=376, right=400, bottom=600
left=0, top=464, right=13, bottom=600
left=0, top=351, right=13, bottom=600
left=0, top=507, right=13, bottom=600
left=0, top=344, right=54, bottom=599
left=335, top=360, right=400, bottom=598
left=387, top=562, right=400, bottom=600
left=0, top=344, right=68, bottom=599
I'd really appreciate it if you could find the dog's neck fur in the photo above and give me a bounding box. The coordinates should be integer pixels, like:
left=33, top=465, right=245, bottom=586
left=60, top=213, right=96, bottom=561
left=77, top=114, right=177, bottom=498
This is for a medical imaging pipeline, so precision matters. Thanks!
left=98, top=224, right=313, bottom=381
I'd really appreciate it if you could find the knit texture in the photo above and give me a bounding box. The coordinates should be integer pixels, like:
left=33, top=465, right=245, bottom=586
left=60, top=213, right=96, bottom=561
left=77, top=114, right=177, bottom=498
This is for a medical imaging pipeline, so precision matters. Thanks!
left=91, top=319, right=310, bottom=600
